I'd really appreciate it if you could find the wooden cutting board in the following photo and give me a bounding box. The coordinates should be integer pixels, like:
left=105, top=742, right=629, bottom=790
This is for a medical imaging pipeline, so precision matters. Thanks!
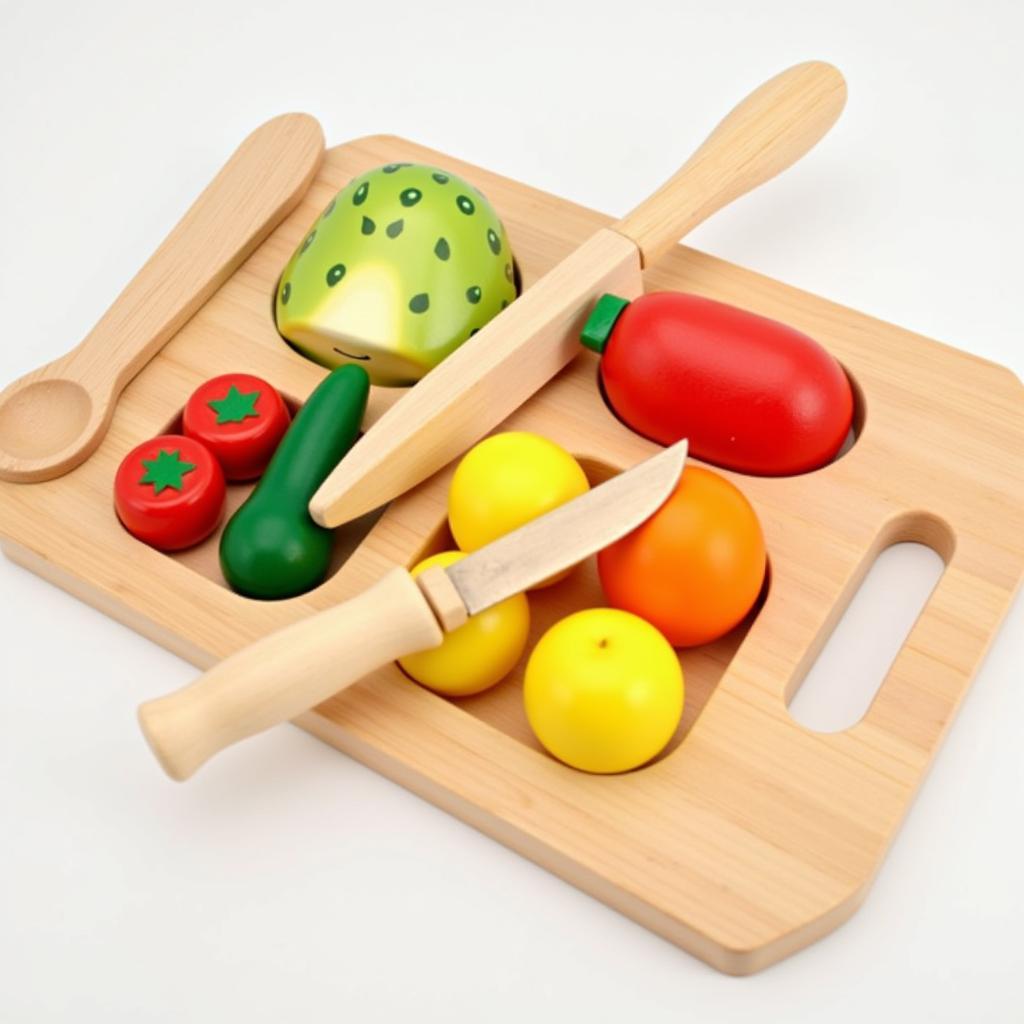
left=1, top=134, right=1022, bottom=975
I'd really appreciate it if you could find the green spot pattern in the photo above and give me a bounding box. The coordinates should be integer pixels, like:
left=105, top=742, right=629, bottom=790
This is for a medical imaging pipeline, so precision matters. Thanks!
left=275, top=162, right=518, bottom=384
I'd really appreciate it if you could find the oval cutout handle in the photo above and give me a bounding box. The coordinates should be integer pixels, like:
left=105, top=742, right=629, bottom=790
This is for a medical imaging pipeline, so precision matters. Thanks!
left=788, top=541, right=945, bottom=733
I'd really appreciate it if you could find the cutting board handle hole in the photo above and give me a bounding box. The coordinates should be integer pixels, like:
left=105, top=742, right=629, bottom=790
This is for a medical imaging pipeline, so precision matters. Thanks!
left=787, top=515, right=950, bottom=733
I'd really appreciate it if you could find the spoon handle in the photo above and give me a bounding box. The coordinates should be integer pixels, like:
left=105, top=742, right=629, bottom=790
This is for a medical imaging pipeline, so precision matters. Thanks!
left=69, top=112, right=324, bottom=391
left=0, top=113, right=324, bottom=483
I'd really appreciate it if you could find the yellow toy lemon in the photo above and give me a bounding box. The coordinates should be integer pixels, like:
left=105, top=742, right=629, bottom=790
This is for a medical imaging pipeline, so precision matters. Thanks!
left=398, top=550, right=530, bottom=697
left=448, top=432, right=590, bottom=587
left=524, top=609, right=684, bottom=773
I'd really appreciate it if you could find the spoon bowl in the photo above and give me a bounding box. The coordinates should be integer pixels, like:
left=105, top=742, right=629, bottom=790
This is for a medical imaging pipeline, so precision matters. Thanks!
left=0, top=377, right=97, bottom=480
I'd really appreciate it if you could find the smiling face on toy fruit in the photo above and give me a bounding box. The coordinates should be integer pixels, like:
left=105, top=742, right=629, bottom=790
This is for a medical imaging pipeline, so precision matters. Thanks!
left=275, top=163, right=518, bottom=387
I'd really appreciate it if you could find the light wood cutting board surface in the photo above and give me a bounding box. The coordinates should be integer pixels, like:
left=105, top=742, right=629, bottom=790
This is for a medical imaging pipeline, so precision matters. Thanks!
left=1, top=134, right=1021, bottom=974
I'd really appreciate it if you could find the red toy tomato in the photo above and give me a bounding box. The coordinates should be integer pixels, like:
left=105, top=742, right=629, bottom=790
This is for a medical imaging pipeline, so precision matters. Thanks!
left=597, top=465, right=766, bottom=648
left=183, top=373, right=290, bottom=480
left=582, top=292, right=854, bottom=475
left=114, top=434, right=226, bottom=551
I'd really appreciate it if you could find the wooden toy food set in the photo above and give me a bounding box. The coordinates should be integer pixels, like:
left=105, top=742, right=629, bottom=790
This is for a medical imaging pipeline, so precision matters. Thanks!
left=1, top=63, right=1022, bottom=975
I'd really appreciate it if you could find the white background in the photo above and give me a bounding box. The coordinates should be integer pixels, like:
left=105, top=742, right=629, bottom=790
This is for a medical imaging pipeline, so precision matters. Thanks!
left=2, top=1, right=1022, bottom=1020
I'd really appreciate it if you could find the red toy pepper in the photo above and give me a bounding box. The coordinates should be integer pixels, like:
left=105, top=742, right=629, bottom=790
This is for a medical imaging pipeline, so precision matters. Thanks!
left=582, top=292, right=854, bottom=475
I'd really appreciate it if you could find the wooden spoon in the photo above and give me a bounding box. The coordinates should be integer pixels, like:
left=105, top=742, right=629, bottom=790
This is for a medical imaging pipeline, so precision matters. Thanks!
left=0, top=113, right=324, bottom=483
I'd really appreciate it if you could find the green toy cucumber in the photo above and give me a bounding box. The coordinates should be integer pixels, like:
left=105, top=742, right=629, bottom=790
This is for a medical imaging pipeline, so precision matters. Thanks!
left=220, top=364, right=370, bottom=599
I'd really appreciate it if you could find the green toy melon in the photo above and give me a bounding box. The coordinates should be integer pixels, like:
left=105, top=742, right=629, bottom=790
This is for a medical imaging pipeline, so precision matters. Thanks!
left=275, top=163, right=518, bottom=387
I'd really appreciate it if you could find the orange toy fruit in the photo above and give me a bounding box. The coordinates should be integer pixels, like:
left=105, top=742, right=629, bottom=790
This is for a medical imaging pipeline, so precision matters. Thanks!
left=597, top=465, right=766, bottom=647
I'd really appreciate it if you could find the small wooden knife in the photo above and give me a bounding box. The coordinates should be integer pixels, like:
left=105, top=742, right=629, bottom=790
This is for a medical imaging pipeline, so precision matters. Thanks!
left=138, top=440, right=688, bottom=780
left=309, top=62, right=846, bottom=528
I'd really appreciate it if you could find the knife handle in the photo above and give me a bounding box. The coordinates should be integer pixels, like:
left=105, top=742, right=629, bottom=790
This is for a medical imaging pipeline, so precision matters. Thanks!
left=614, top=61, right=846, bottom=267
left=137, top=569, right=443, bottom=781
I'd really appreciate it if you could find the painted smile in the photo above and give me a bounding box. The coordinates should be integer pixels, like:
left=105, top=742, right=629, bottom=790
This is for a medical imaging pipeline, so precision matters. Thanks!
left=333, top=348, right=371, bottom=361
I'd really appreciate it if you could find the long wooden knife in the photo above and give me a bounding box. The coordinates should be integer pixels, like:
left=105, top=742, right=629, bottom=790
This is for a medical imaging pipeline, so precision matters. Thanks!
left=309, top=62, right=846, bottom=528
left=138, top=440, right=688, bottom=780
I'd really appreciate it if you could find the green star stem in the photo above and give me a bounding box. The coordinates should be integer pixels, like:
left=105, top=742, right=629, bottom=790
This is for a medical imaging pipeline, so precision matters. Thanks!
left=139, top=450, right=196, bottom=494
left=208, top=385, right=261, bottom=424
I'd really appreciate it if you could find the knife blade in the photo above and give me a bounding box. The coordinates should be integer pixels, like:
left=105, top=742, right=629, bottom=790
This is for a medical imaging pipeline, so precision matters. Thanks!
left=138, top=440, right=688, bottom=780
left=438, top=440, right=688, bottom=619
left=309, top=61, right=846, bottom=528
left=309, top=227, right=643, bottom=528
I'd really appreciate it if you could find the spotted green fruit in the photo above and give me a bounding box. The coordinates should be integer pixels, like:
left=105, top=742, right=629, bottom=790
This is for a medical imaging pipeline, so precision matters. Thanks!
left=275, top=163, right=518, bottom=387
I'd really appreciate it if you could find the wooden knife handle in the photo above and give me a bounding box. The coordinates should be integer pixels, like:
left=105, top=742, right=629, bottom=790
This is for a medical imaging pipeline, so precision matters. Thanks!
left=614, top=62, right=846, bottom=266
left=137, top=569, right=443, bottom=781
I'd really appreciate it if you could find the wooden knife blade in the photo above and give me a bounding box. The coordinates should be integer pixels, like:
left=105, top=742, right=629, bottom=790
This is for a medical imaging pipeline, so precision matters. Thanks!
left=430, top=440, right=688, bottom=623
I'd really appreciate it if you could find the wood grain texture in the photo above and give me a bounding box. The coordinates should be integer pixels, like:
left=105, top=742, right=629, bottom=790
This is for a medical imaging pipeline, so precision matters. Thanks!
left=0, top=113, right=324, bottom=483
left=615, top=61, right=846, bottom=266
left=1, top=134, right=1022, bottom=974
left=416, top=566, right=469, bottom=632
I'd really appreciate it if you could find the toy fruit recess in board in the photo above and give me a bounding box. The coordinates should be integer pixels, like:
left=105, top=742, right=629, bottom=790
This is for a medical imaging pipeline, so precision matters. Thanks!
left=183, top=373, right=291, bottom=481
left=582, top=292, right=854, bottom=475
left=219, top=364, right=369, bottom=599
left=275, top=163, right=518, bottom=387
left=114, top=434, right=226, bottom=551
left=398, top=550, right=530, bottom=697
left=447, top=432, right=590, bottom=587
left=524, top=608, right=684, bottom=774
left=598, top=465, right=766, bottom=647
